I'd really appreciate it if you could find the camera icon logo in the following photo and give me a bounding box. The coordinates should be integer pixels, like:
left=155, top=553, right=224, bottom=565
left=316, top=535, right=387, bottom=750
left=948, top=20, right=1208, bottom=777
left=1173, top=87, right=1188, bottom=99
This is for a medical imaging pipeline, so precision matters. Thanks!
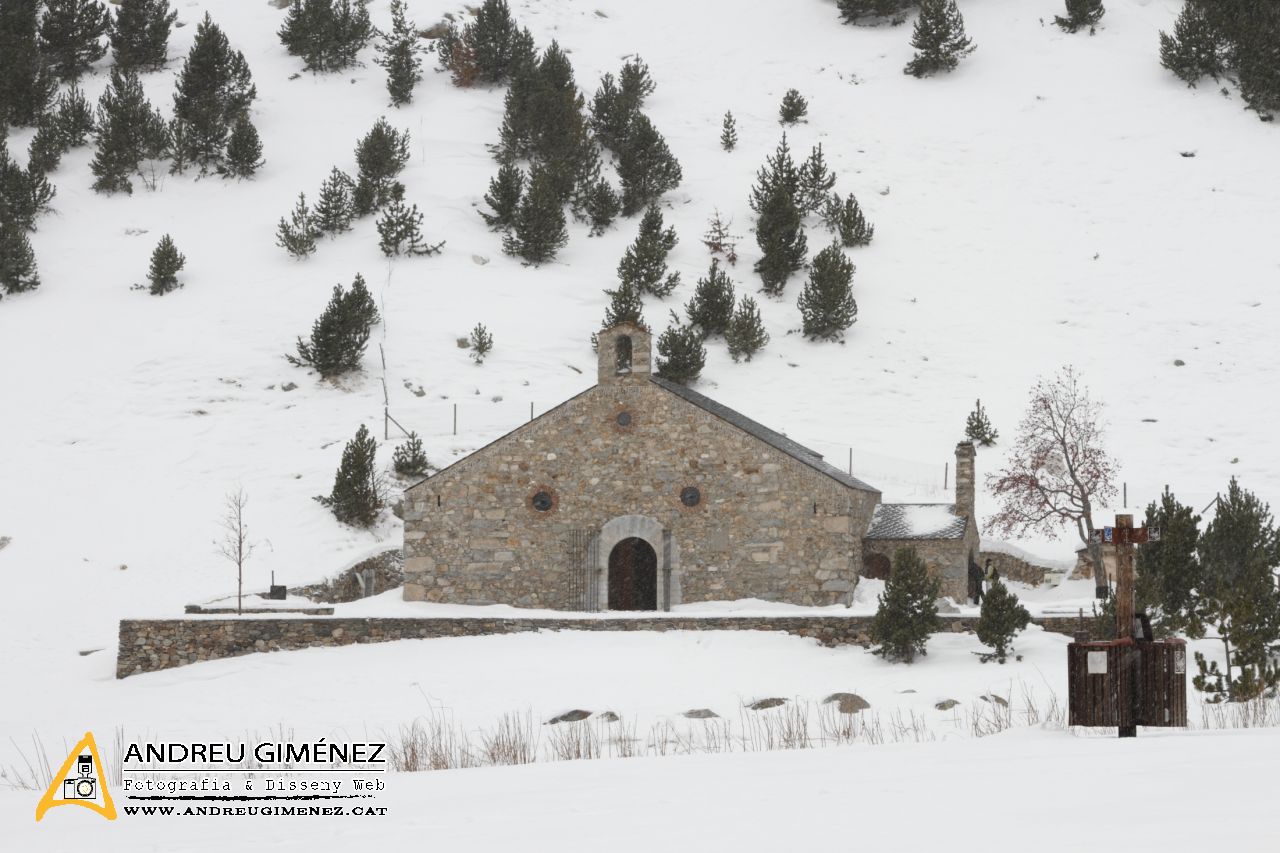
left=62, top=756, right=97, bottom=800
left=36, top=732, right=117, bottom=822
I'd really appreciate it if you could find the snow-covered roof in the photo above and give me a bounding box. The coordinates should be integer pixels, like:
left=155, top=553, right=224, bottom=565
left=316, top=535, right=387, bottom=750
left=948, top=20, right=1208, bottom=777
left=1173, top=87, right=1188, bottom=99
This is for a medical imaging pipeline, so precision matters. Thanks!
left=865, top=503, right=968, bottom=541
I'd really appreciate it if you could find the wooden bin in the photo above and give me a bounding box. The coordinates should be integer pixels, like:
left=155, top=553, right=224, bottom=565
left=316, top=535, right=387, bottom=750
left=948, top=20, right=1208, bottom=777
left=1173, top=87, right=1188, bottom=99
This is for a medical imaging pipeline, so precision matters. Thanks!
left=1067, top=639, right=1188, bottom=728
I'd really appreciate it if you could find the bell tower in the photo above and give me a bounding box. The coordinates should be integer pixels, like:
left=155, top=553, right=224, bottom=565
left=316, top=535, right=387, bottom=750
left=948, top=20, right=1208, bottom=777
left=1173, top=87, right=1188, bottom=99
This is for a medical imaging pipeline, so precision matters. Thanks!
left=597, top=321, right=652, bottom=385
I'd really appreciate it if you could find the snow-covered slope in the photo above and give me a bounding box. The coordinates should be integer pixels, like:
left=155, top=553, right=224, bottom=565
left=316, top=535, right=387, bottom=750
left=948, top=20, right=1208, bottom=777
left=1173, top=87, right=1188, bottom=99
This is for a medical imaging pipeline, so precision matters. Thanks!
left=1, top=0, right=1277, bottom=734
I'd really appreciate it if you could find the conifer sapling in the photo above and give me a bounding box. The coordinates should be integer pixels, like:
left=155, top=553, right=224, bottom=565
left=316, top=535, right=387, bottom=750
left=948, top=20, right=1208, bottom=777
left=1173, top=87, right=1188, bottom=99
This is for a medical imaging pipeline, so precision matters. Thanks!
left=377, top=195, right=445, bottom=257
left=870, top=546, right=941, bottom=663
left=798, top=242, right=857, bottom=340
left=469, top=323, right=494, bottom=364
left=684, top=259, right=736, bottom=338
left=720, top=111, right=737, bottom=152
left=904, top=0, right=976, bottom=78
left=376, top=0, right=422, bottom=106
left=110, top=0, right=177, bottom=71
left=965, top=399, right=998, bottom=446
left=314, top=167, right=356, bottom=234
left=222, top=114, right=264, bottom=179
left=479, top=162, right=524, bottom=231
left=0, top=229, right=41, bottom=296
left=585, top=179, right=620, bottom=237
left=316, top=424, right=383, bottom=528
left=502, top=167, right=568, bottom=265
left=753, top=185, right=807, bottom=296
left=277, top=193, right=319, bottom=259
left=702, top=209, right=740, bottom=265
left=144, top=233, right=185, bottom=295
left=778, top=88, right=809, bottom=125
left=976, top=577, right=1031, bottom=663
left=617, top=205, right=680, bottom=298
left=823, top=192, right=875, bottom=247
left=1054, top=0, right=1105, bottom=35
left=655, top=312, right=706, bottom=385
left=39, top=0, right=111, bottom=81
left=391, top=432, right=429, bottom=477
left=725, top=295, right=769, bottom=362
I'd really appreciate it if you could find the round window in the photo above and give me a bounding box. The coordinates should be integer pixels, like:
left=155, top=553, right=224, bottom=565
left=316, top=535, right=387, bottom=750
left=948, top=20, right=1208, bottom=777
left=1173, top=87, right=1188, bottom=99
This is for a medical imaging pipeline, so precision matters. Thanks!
left=531, top=490, right=554, bottom=512
left=680, top=486, right=701, bottom=508
left=616, top=411, right=632, bottom=427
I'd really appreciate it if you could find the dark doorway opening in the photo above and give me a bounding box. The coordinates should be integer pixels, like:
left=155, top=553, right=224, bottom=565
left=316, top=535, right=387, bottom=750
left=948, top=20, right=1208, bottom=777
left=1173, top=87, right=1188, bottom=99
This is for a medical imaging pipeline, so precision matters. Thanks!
left=608, top=537, right=658, bottom=611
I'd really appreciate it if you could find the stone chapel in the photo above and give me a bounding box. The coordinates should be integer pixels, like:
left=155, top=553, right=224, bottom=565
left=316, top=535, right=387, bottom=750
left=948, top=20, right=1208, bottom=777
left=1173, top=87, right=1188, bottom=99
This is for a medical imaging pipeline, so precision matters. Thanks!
left=402, top=322, right=978, bottom=610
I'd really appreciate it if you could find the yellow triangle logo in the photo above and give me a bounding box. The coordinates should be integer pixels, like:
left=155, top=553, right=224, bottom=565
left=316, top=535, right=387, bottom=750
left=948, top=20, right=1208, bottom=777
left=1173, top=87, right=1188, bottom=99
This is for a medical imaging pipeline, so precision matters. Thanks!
left=35, top=732, right=117, bottom=822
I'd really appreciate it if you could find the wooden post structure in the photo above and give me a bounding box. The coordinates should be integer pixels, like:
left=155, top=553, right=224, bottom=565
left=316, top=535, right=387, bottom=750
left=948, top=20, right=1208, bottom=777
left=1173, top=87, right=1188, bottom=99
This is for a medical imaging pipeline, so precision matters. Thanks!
left=1115, top=513, right=1137, bottom=738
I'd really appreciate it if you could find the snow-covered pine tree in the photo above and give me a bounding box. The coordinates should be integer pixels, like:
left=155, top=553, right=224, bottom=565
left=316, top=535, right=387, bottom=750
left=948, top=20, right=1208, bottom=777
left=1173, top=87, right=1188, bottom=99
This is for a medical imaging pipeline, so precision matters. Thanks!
left=602, top=280, right=645, bottom=329
left=276, top=193, right=319, bottom=259
left=1158, top=2, right=1224, bottom=86
left=172, top=14, right=256, bottom=170
left=0, top=1, right=58, bottom=127
left=964, top=399, right=998, bottom=446
left=725, top=294, right=769, bottom=362
left=316, top=424, right=383, bottom=527
left=110, top=0, right=176, bottom=71
left=90, top=67, right=170, bottom=194
left=144, top=233, right=185, bottom=295
left=221, top=114, right=263, bottom=179
left=38, top=0, right=110, bottom=81
left=655, top=312, right=706, bottom=385
left=376, top=195, right=444, bottom=257
left=353, top=117, right=410, bottom=214
left=1055, top=0, right=1105, bottom=34
left=0, top=227, right=41, bottom=296
left=391, top=431, right=429, bottom=478
left=823, top=192, right=875, bottom=247
left=27, top=117, right=66, bottom=174
left=748, top=134, right=801, bottom=213
left=976, top=578, right=1031, bottom=663
left=288, top=281, right=376, bottom=377
left=313, top=167, right=355, bottom=234
left=617, top=205, right=680, bottom=297
left=798, top=242, right=857, bottom=340
left=702, top=209, right=740, bottom=264
left=798, top=143, right=836, bottom=215
left=904, top=0, right=976, bottom=78
left=55, top=84, right=95, bottom=146
left=616, top=113, right=682, bottom=215
left=469, top=323, right=493, bottom=364
left=720, top=111, right=737, bottom=152
left=479, top=162, right=524, bottom=231
left=585, top=178, right=620, bottom=237
left=778, top=88, right=808, bottom=124
left=684, top=259, right=735, bottom=338
left=376, top=0, right=421, bottom=107
left=502, top=166, right=568, bottom=265
left=753, top=185, right=807, bottom=296
left=870, top=546, right=941, bottom=663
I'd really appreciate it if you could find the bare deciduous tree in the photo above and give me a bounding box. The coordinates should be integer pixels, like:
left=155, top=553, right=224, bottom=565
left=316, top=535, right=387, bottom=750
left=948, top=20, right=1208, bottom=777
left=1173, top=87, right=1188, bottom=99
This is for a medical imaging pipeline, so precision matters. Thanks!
left=215, top=488, right=256, bottom=614
left=985, top=366, right=1117, bottom=546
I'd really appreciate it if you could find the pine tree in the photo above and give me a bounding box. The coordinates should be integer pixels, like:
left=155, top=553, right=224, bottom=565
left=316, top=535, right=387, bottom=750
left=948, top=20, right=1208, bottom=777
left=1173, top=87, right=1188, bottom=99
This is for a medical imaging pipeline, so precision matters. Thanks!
left=0, top=1, right=58, bottom=127
left=798, top=143, right=836, bottom=215
left=90, top=67, right=170, bottom=195
left=353, top=117, right=410, bottom=214
left=617, top=205, right=680, bottom=297
left=585, top=178, right=620, bottom=237
left=502, top=166, right=568, bottom=265
left=602, top=281, right=645, bottom=329
left=289, top=280, right=378, bottom=377
left=377, top=196, right=444, bottom=257
left=38, top=0, right=110, bottom=81
left=964, top=399, right=998, bottom=446
left=316, top=424, right=383, bottom=528
left=276, top=193, right=319, bottom=259
left=870, top=546, right=941, bottom=663
left=1, top=139, right=56, bottom=230
left=279, top=0, right=372, bottom=73
left=904, top=0, right=976, bottom=78
left=1135, top=488, right=1202, bottom=637
left=798, top=242, right=857, bottom=340
left=172, top=13, right=256, bottom=170
left=391, top=432, right=429, bottom=477
left=778, top=88, right=808, bottom=124
left=110, top=0, right=176, bottom=71
left=144, top=233, right=185, bottom=295
left=27, top=117, right=66, bottom=174
left=1055, top=0, right=1104, bottom=34
left=314, top=167, right=356, bottom=235
left=720, top=110, right=737, bottom=152
left=753, top=185, right=807, bottom=296
left=1236, top=13, right=1280, bottom=119
left=837, top=0, right=911, bottom=24
left=702, top=209, right=740, bottom=265
left=590, top=74, right=630, bottom=152
left=0, top=227, right=40, bottom=296
left=684, top=259, right=735, bottom=338
left=479, top=162, right=524, bottom=231
left=725, top=294, right=769, bottom=362
left=469, top=323, right=493, bottom=364
left=1158, top=2, right=1224, bottom=86
left=54, top=84, right=95, bottom=146
left=823, top=192, right=875, bottom=247
left=655, top=312, right=706, bottom=385
left=976, top=578, right=1031, bottom=663
left=460, top=0, right=526, bottom=85
left=748, top=134, right=800, bottom=213
left=376, top=0, right=421, bottom=107
left=221, top=114, right=263, bottom=179
left=616, top=113, right=682, bottom=216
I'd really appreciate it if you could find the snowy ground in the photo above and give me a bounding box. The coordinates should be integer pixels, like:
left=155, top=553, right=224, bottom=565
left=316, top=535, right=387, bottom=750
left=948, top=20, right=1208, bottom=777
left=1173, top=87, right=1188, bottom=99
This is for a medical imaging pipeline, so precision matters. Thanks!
left=2, top=0, right=1277, bottom=846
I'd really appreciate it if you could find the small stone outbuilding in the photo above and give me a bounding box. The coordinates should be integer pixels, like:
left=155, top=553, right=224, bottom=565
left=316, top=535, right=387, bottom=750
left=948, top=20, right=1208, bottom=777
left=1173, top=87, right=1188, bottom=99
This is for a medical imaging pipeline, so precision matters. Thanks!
left=402, top=323, right=978, bottom=610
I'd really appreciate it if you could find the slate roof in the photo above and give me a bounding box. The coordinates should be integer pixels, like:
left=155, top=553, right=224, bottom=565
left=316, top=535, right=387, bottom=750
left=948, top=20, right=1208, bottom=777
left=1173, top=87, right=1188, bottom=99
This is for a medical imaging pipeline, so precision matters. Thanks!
left=649, top=376, right=879, bottom=493
left=865, top=503, right=969, bottom=541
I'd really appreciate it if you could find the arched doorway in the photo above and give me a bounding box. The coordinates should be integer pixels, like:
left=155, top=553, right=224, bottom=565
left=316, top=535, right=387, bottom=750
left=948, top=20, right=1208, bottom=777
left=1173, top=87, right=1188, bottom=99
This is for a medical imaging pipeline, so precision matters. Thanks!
left=608, top=537, right=657, bottom=611
left=864, top=552, right=891, bottom=580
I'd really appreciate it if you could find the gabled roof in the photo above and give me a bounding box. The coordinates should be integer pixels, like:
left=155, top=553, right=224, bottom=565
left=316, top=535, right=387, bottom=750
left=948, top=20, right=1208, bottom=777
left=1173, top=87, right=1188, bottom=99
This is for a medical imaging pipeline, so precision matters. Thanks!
left=649, top=376, right=879, bottom=493
left=865, top=503, right=968, bottom=541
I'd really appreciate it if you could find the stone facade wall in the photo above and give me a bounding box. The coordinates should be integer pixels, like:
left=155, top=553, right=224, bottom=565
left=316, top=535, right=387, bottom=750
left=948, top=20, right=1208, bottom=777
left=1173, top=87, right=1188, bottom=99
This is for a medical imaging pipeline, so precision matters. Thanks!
left=978, top=551, right=1048, bottom=587
left=117, top=614, right=1090, bottom=678
left=403, top=374, right=880, bottom=610
left=862, top=519, right=978, bottom=602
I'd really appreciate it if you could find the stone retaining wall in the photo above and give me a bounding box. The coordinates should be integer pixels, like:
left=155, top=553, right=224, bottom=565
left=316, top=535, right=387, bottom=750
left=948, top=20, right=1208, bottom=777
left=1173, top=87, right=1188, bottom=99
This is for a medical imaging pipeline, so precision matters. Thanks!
left=978, top=551, right=1049, bottom=587
left=116, top=613, right=1104, bottom=679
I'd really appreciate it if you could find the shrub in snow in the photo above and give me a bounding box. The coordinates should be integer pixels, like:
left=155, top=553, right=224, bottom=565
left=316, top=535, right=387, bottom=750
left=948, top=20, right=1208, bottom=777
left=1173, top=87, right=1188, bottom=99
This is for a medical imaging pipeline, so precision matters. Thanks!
left=276, top=193, right=319, bottom=259
left=391, top=432, right=429, bottom=478
left=720, top=111, right=737, bottom=152
left=903, top=0, right=975, bottom=78
left=288, top=277, right=379, bottom=378
left=1054, top=0, right=1105, bottom=34
left=725, top=295, right=769, bottom=362
left=584, top=178, right=620, bottom=237
left=778, top=88, right=808, bottom=125
left=377, top=196, right=444, bottom=257
left=976, top=578, right=1030, bottom=663
left=145, top=234, right=185, bottom=295
left=684, top=259, right=736, bottom=339
left=655, top=312, right=706, bottom=386
left=837, top=0, right=912, bottom=25
left=0, top=228, right=41, bottom=297
left=964, top=399, right=998, bottom=446
left=798, top=243, right=857, bottom=341
left=316, top=424, right=383, bottom=528
left=469, top=324, right=493, bottom=364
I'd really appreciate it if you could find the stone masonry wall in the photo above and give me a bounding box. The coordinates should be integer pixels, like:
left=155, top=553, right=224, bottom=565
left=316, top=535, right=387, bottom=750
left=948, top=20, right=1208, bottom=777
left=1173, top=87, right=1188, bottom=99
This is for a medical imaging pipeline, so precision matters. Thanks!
left=403, top=377, right=880, bottom=610
left=862, top=525, right=977, bottom=602
left=978, top=550, right=1048, bottom=587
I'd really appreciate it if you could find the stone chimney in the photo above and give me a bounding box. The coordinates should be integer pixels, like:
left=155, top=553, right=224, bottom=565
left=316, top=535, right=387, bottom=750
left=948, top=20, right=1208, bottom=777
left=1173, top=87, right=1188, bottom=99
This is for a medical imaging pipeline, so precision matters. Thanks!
left=955, top=440, right=976, bottom=523
left=596, top=321, right=651, bottom=385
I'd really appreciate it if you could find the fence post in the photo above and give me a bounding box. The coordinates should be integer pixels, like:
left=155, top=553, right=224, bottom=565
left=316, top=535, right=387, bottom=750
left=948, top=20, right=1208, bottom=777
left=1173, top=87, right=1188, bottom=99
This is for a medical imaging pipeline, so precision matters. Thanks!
left=944, top=462, right=949, bottom=490
left=530, top=401, right=534, bottom=423
left=453, top=403, right=457, bottom=436
left=848, top=447, right=852, bottom=477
